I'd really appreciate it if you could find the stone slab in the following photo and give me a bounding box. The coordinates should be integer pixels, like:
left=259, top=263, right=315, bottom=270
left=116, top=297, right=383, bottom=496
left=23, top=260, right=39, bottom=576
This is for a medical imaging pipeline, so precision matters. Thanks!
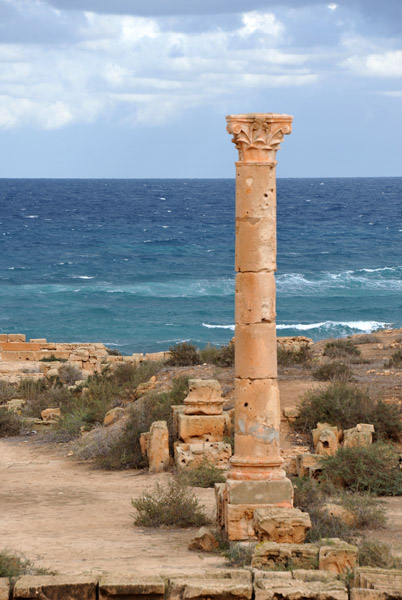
left=253, top=507, right=311, bottom=543
left=178, top=414, right=225, bottom=443
left=99, top=575, right=164, bottom=600
left=13, top=575, right=97, bottom=599
left=225, top=479, right=294, bottom=506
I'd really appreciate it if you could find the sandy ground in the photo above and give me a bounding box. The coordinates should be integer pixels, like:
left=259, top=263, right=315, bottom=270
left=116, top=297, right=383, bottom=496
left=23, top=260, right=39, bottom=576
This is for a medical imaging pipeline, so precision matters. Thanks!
left=0, top=437, right=225, bottom=576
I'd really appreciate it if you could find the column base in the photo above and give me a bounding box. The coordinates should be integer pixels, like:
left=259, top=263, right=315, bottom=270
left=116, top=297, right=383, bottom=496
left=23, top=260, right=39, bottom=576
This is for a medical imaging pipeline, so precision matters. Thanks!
left=216, top=478, right=294, bottom=541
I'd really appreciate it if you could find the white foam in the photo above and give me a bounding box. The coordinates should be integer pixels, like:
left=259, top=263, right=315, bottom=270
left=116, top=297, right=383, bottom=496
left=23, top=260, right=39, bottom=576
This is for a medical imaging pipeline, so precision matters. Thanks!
left=277, top=320, right=392, bottom=333
left=202, top=323, right=235, bottom=330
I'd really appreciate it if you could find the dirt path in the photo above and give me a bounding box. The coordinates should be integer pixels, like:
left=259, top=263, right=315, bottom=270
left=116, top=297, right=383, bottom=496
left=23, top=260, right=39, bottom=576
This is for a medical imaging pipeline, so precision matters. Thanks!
left=0, top=437, right=225, bottom=576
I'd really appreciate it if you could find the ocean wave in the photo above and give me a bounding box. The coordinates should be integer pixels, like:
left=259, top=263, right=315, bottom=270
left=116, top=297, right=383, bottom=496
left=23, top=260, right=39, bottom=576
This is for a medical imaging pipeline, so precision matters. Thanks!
left=202, top=320, right=392, bottom=336
left=202, top=323, right=235, bottom=330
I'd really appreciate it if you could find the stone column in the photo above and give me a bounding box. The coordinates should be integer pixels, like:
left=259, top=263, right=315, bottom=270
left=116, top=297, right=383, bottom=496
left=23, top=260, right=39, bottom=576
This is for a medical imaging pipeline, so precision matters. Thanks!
left=217, top=113, right=294, bottom=540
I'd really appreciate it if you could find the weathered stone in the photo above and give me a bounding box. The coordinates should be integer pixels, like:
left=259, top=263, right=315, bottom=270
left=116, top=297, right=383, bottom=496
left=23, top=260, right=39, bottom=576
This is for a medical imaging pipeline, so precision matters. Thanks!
left=148, top=420, right=170, bottom=473
left=13, top=575, right=97, bottom=599
left=8, top=333, right=26, bottom=342
left=103, top=407, right=125, bottom=427
left=319, top=539, right=358, bottom=574
left=188, top=527, right=219, bottom=552
left=282, top=406, right=299, bottom=422
left=277, top=336, right=314, bottom=352
left=178, top=414, right=225, bottom=443
left=184, top=379, right=224, bottom=415
left=296, top=453, right=322, bottom=478
left=41, top=407, right=61, bottom=421
left=353, top=566, right=402, bottom=595
left=0, top=578, right=9, bottom=600
left=226, top=479, right=294, bottom=506
left=312, top=423, right=342, bottom=448
left=140, top=431, right=150, bottom=456
left=167, top=578, right=252, bottom=600
left=313, top=423, right=341, bottom=456
left=99, top=575, right=164, bottom=600
left=235, top=272, right=276, bottom=325
left=292, top=570, right=340, bottom=583
left=251, top=542, right=318, bottom=570
left=235, top=323, right=277, bottom=379
left=171, top=404, right=185, bottom=439
left=30, top=338, right=47, bottom=343
left=344, top=424, right=375, bottom=449
left=225, top=504, right=268, bottom=540
left=174, top=442, right=231, bottom=470
left=6, top=398, right=26, bottom=412
left=324, top=503, right=357, bottom=527
left=254, top=574, right=347, bottom=600
left=253, top=507, right=311, bottom=543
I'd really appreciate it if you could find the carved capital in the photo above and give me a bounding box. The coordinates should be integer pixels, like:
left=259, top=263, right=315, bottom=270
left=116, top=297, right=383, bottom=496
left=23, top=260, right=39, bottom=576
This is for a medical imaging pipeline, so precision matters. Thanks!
left=226, top=113, right=293, bottom=164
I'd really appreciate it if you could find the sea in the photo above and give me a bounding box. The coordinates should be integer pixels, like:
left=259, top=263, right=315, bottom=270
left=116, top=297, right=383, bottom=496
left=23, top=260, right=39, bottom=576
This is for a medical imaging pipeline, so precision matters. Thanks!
left=0, top=178, right=401, bottom=354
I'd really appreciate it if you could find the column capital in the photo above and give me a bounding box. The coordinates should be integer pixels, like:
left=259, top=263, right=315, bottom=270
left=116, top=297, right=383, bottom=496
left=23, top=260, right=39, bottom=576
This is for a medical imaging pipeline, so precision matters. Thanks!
left=226, top=113, right=293, bottom=164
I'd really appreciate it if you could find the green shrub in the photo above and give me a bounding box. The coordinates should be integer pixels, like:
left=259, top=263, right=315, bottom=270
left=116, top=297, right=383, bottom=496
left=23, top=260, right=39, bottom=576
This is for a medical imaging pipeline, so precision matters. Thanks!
left=384, top=349, right=402, bottom=369
left=277, top=345, right=312, bottom=367
left=312, top=361, right=353, bottom=382
left=0, top=381, right=16, bottom=401
left=0, top=549, right=52, bottom=578
left=293, top=382, right=402, bottom=441
left=0, top=408, right=21, bottom=437
left=106, top=348, right=122, bottom=356
left=324, top=339, right=361, bottom=359
left=57, top=364, right=82, bottom=386
left=321, top=443, right=402, bottom=495
left=17, top=378, right=49, bottom=401
left=199, top=343, right=234, bottom=367
left=223, top=543, right=256, bottom=567
left=39, top=355, right=67, bottom=362
left=110, top=360, right=163, bottom=389
left=354, top=334, right=378, bottom=344
left=132, top=480, right=209, bottom=527
left=22, top=385, right=73, bottom=418
left=54, top=407, right=89, bottom=441
left=178, top=459, right=226, bottom=488
left=358, top=539, right=402, bottom=568
left=166, top=342, right=201, bottom=366
left=341, top=493, right=387, bottom=529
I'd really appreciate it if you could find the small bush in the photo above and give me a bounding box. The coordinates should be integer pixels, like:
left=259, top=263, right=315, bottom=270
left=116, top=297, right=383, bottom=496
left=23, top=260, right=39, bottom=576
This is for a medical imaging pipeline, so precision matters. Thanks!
left=178, top=459, right=226, bottom=488
left=0, top=549, right=52, bottom=578
left=277, top=345, right=312, bottom=367
left=354, top=334, right=378, bottom=344
left=293, top=382, right=402, bottom=441
left=106, top=348, right=122, bottom=356
left=166, top=342, right=201, bottom=366
left=358, top=539, right=402, bottom=568
left=199, top=343, right=234, bottom=367
left=17, top=378, right=49, bottom=401
left=22, top=385, right=73, bottom=418
left=0, top=381, right=16, bottom=401
left=110, top=360, right=163, bottom=388
left=132, top=480, right=209, bottom=527
left=0, top=408, right=21, bottom=437
left=39, top=355, right=67, bottom=362
left=321, top=443, right=402, bottom=495
left=324, top=339, right=361, bottom=360
left=223, top=543, right=256, bottom=567
left=341, top=493, right=387, bottom=529
left=385, top=349, right=402, bottom=369
left=312, top=361, right=354, bottom=382
left=57, top=364, right=82, bottom=386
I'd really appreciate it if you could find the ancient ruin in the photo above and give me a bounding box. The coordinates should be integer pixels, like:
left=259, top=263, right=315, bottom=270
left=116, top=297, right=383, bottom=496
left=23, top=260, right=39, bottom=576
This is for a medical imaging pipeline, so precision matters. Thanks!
left=216, top=113, right=302, bottom=540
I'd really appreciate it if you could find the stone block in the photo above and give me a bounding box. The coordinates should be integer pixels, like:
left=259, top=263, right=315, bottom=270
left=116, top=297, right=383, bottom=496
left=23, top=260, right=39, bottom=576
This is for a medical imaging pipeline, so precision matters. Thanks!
left=188, top=527, right=219, bottom=552
left=235, top=272, right=276, bottom=325
left=178, top=414, right=225, bottom=443
left=148, top=420, right=170, bottom=473
left=253, top=507, right=311, bottom=543
left=343, top=424, right=375, bottom=449
left=30, top=338, right=47, bottom=343
left=171, top=405, right=185, bottom=439
left=235, top=217, right=276, bottom=273
left=175, top=441, right=231, bottom=470
left=184, top=379, right=224, bottom=415
left=0, top=578, right=9, bottom=600
left=226, top=479, right=294, bottom=506
left=167, top=578, right=252, bottom=600
left=296, top=453, right=321, bottom=478
left=282, top=406, right=299, bottom=422
left=103, top=407, right=125, bottom=427
left=319, top=539, right=358, bottom=574
left=235, top=163, right=276, bottom=220
left=353, top=566, right=402, bottom=594
left=254, top=574, right=347, bottom=600
left=145, top=352, right=166, bottom=361
left=99, top=575, right=164, bottom=600
left=8, top=333, right=26, bottom=342
left=13, top=575, right=97, bottom=599
left=215, top=482, right=226, bottom=528
left=312, top=423, right=341, bottom=448
left=140, top=432, right=150, bottom=456
left=313, top=428, right=339, bottom=457
left=0, top=334, right=7, bottom=342
left=235, top=323, right=277, bottom=379
left=350, top=590, right=389, bottom=600
left=225, top=503, right=268, bottom=540
left=251, top=542, right=318, bottom=570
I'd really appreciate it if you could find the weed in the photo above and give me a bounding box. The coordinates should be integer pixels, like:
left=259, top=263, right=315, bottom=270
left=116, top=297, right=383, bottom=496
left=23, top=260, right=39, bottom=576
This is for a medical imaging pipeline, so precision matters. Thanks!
left=354, top=334, right=378, bottom=344
left=132, top=479, right=209, bottom=527
left=324, top=339, right=361, bottom=360
left=110, top=360, right=163, bottom=389
left=0, top=381, right=16, bottom=401
left=341, top=493, right=387, bottom=529
left=0, top=549, right=53, bottom=579
left=223, top=543, right=256, bottom=567
left=106, top=348, right=122, bottom=356
left=321, top=443, right=402, bottom=495
left=57, top=364, right=83, bottom=386
left=39, top=355, right=67, bottom=362
left=358, top=539, right=402, bottom=568
left=17, top=378, right=49, bottom=401
left=384, top=349, right=402, bottom=369
left=199, top=344, right=220, bottom=364
left=312, top=361, right=354, bottom=382
left=0, top=408, right=21, bottom=437
left=177, top=459, right=226, bottom=488
left=166, top=342, right=201, bottom=366
left=293, top=382, right=402, bottom=441
left=277, top=345, right=312, bottom=367
left=22, top=385, right=73, bottom=419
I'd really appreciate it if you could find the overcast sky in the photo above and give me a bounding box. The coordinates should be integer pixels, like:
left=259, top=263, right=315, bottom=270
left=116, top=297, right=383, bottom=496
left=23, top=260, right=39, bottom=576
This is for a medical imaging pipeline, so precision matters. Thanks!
left=0, top=0, right=401, bottom=177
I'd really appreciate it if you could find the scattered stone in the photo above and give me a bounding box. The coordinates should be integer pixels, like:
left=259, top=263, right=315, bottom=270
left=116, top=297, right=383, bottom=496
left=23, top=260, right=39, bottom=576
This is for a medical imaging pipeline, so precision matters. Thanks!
left=343, top=424, right=375, bottom=449
left=277, top=336, right=313, bottom=352
left=312, top=423, right=341, bottom=456
left=282, top=406, right=299, bottom=422
left=251, top=541, right=318, bottom=570
left=41, top=407, right=61, bottom=421
left=183, top=379, right=225, bottom=415
left=296, top=453, right=322, bottom=478
left=147, top=420, right=170, bottom=473
left=253, top=507, right=312, bottom=544
left=319, top=538, right=358, bottom=574
left=174, top=441, right=231, bottom=470
left=103, top=407, right=125, bottom=427
left=188, top=527, right=219, bottom=552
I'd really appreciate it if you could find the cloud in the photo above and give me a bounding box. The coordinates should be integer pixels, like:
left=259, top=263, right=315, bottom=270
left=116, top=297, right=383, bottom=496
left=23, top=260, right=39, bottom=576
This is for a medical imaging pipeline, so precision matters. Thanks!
left=0, top=8, right=318, bottom=130
left=342, top=49, right=402, bottom=78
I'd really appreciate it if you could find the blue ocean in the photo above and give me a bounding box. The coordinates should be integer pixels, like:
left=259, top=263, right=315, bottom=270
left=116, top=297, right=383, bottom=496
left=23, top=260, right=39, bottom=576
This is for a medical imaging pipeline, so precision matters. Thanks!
left=0, top=178, right=401, bottom=354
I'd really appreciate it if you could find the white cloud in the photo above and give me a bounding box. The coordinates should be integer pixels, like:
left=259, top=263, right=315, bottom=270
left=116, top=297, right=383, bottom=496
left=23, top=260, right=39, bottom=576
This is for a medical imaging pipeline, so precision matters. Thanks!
left=0, top=7, right=319, bottom=130
left=342, top=50, right=402, bottom=78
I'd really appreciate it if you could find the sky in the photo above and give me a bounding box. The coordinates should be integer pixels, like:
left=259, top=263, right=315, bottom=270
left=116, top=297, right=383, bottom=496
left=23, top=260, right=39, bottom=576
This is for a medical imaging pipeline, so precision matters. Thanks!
left=0, top=0, right=401, bottom=178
